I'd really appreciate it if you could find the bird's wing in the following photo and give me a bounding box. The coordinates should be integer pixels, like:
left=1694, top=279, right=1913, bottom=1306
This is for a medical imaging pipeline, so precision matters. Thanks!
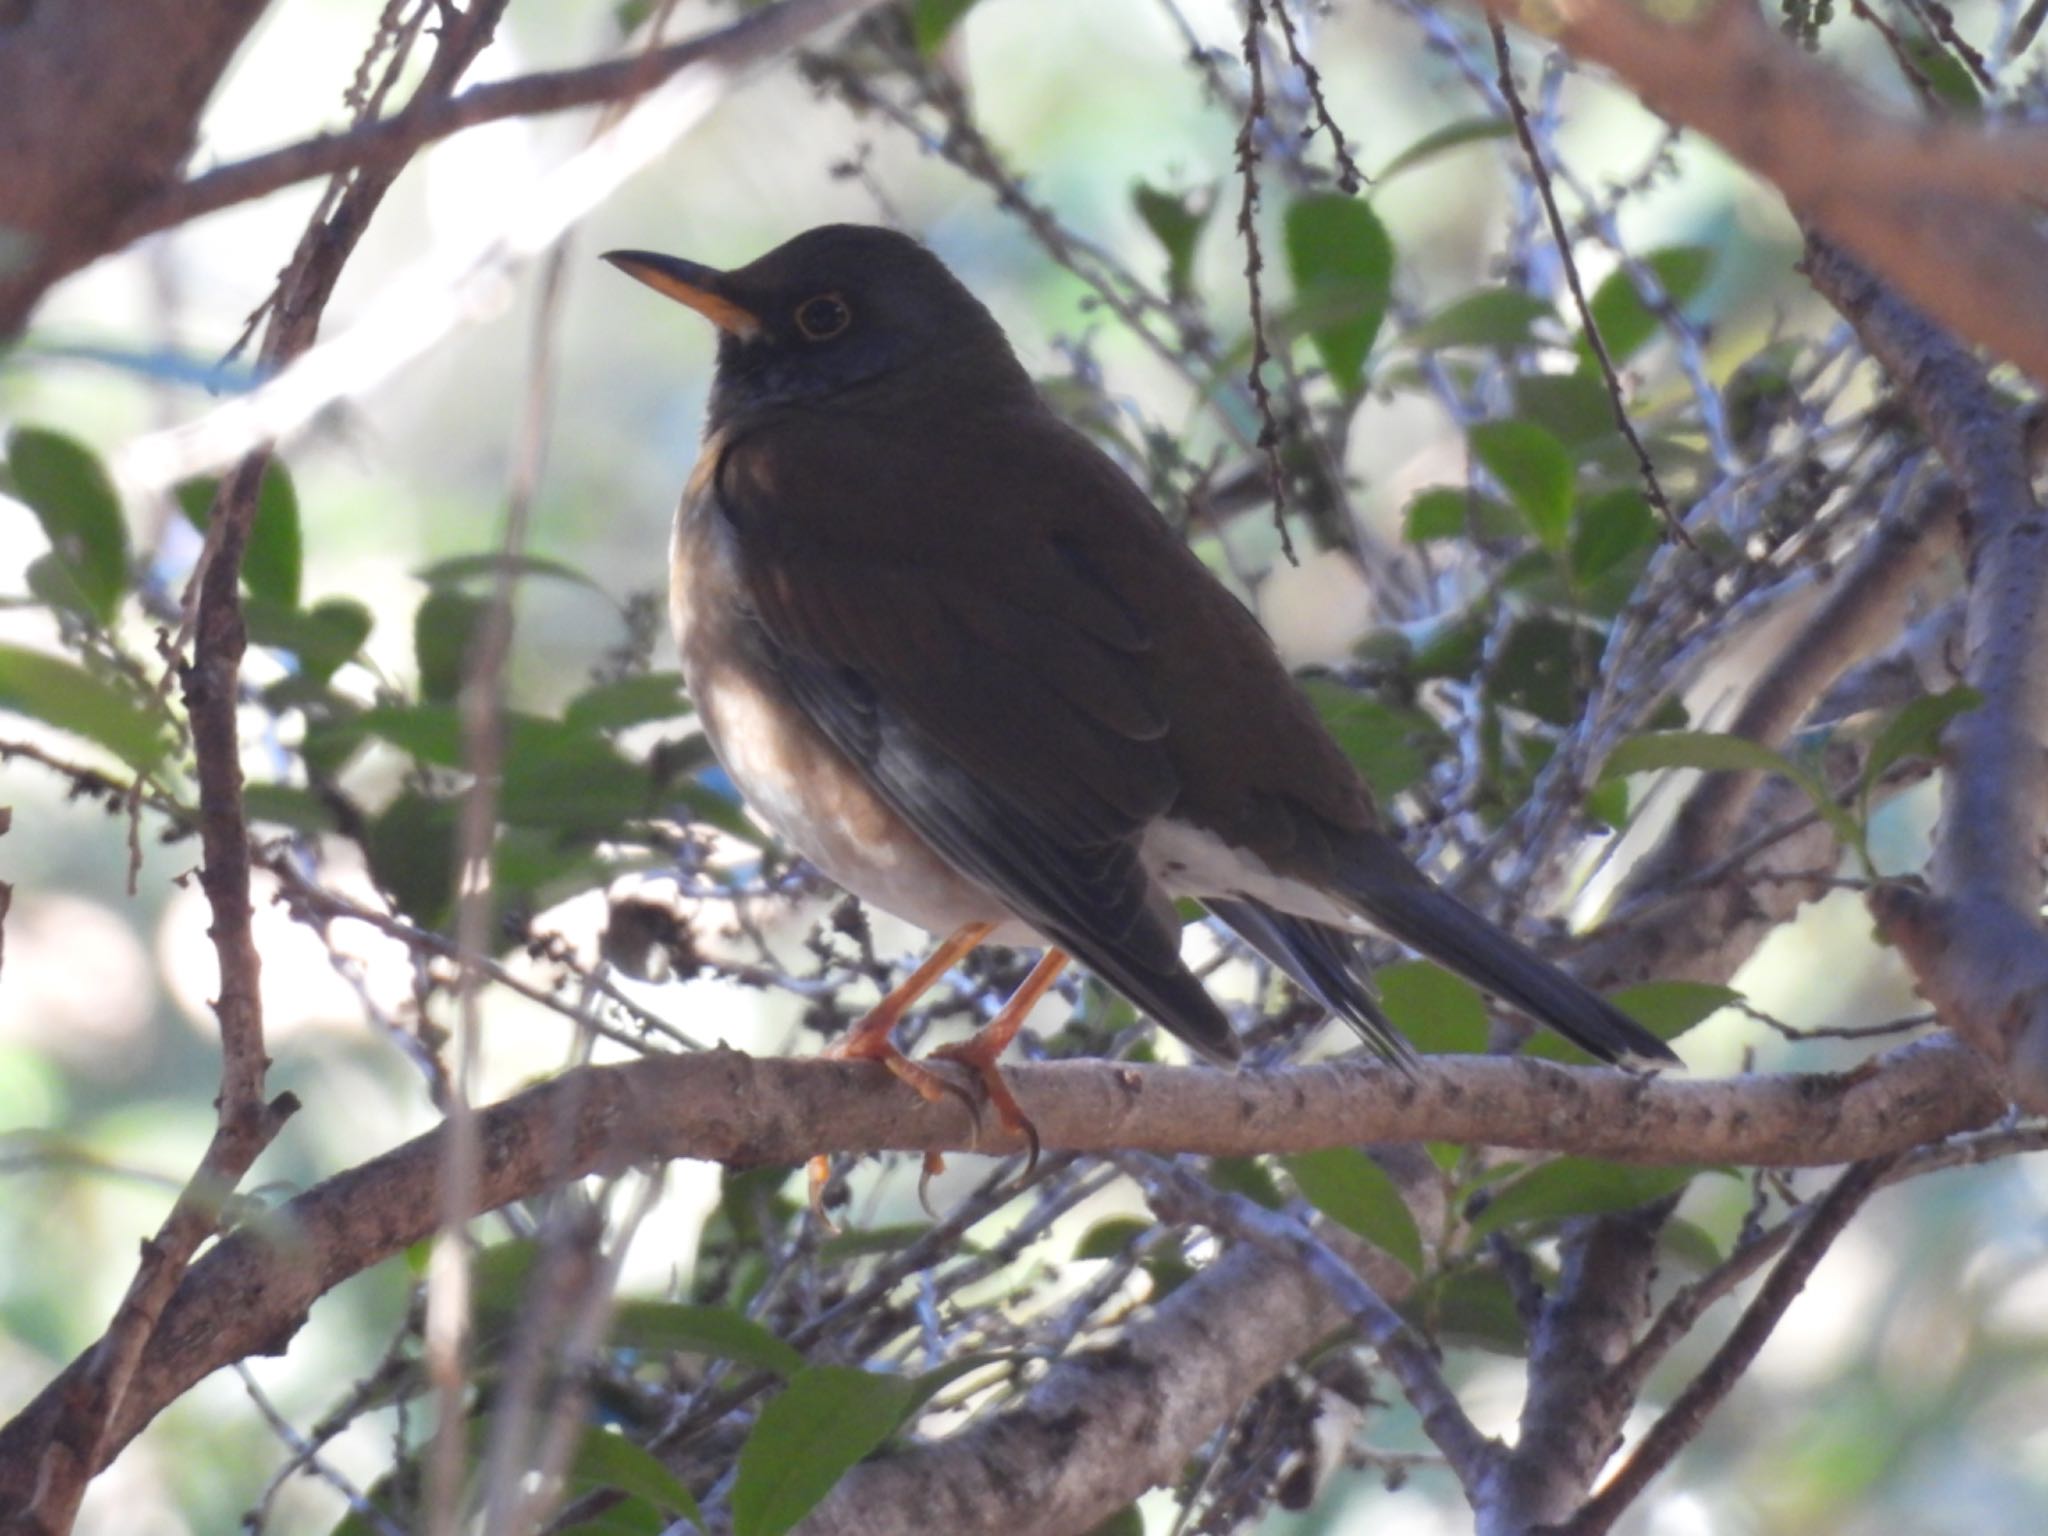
left=708, top=410, right=1240, bottom=1061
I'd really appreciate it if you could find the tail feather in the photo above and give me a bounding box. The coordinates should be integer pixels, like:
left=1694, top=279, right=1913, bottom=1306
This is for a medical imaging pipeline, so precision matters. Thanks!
left=1206, top=898, right=1415, bottom=1065
left=1338, top=843, right=1677, bottom=1065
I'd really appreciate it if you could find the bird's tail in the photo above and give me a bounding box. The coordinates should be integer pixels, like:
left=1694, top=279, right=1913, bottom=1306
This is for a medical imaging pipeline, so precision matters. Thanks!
left=1335, top=835, right=1679, bottom=1066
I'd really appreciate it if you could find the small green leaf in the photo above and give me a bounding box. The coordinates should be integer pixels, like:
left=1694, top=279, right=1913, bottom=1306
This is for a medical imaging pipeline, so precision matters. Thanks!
left=1074, top=1216, right=1151, bottom=1261
left=366, top=790, right=458, bottom=927
left=0, top=644, right=166, bottom=769
left=1373, top=117, right=1513, bottom=185
left=246, top=597, right=373, bottom=680
left=1858, top=685, right=1981, bottom=814
left=1469, top=419, right=1574, bottom=550
left=1133, top=182, right=1215, bottom=300
left=1374, top=960, right=1489, bottom=1055
left=1403, top=487, right=1520, bottom=544
left=1576, top=246, right=1714, bottom=372
left=1299, top=679, right=1448, bottom=800
left=1469, top=1159, right=1699, bottom=1239
left=415, top=589, right=487, bottom=703
left=414, top=552, right=602, bottom=590
left=1209, top=1156, right=1286, bottom=1210
left=609, top=1301, right=805, bottom=1377
left=243, top=783, right=339, bottom=833
left=564, top=1427, right=703, bottom=1525
left=732, top=1366, right=918, bottom=1536
left=1490, top=614, right=1595, bottom=726
left=1601, top=729, right=1862, bottom=853
left=1583, top=776, right=1631, bottom=832
left=565, top=672, right=691, bottom=732
left=1407, top=288, right=1557, bottom=352
left=9, top=427, right=128, bottom=623
left=1283, top=194, right=1394, bottom=394
left=1083, top=1507, right=1146, bottom=1536
left=176, top=463, right=302, bottom=609
left=355, top=705, right=655, bottom=830
left=1571, top=489, right=1659, bottom=586
left=908, top=0, right=982, bottom=52
left=1515, top=371, right=1619, bottom=447
left=1283, top=1147, right=1425, bottom=1275
left=1419, top=1266, right=1527, bottom=1353
left=1611, top=980, right=1741, bottom=1041
left=1660, top=1217, right=1728, bottom=1275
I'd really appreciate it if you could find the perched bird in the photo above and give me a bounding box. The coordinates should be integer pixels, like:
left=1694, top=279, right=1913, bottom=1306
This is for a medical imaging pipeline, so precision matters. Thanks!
left=605, top=225, right=1676, bottom=1142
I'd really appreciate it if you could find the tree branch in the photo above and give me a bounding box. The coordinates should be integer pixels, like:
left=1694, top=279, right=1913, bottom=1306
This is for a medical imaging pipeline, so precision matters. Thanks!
left=108, top=0, right=887, bottom=250
left=1803, top=237, right=2048, bottom=1107
left=1558, top=1155, right=1903, bottom=1536
left=0, top=1038, right=2001, bottom=1506
left=1483, top=0, right=2048, bottom=389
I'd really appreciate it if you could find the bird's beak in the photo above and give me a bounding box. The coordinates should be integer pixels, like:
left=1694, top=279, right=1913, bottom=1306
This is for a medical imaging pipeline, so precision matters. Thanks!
left=601, top=249, right=762, bottom=339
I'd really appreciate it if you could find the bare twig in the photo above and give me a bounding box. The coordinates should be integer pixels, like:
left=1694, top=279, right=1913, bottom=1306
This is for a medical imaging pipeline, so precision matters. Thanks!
left=1487, top=19, right=1682, bottom=542
left=1559, top=1155, right=1902, bottom=1535
left=1235, top=0, right=1294, bottom=559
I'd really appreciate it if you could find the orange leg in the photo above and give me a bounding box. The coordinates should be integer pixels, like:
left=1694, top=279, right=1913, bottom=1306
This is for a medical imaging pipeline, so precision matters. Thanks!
left=931, top=947, right=1070, bottom=1179
left=809, top=922, right=994, bottom=1217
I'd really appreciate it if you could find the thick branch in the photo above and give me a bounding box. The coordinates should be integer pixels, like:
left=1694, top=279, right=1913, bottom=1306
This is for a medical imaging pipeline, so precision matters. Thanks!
left=110, top=0, right=886, bottom=250
left=1805, top=238, right=2048, bottom=1105
left=1489, top=0, right=2048, bottom=388
left=0, top=1039, right=2001, bottom=1505
left=0, top=0, right=267, bottom=333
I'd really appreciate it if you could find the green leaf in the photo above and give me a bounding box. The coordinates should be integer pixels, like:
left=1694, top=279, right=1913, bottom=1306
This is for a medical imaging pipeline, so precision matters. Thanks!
left=1083, top=1507, right=1146, bottom=1536
left=1283, top=194, right=1394, bottom=394
left=0, top=644, right=166, bottom=769
left=1209, top=1156, right=1286, bottom=1211
left=1420, top=1266, right=1526, bottom=1353
left=9, top=427, right=129, bottom=623
left=243, top=783, right=339, bottom=833
left=1571, top=489, right=1659, bottom=587
left=564, top=1427, right=702, bottom=1525
left=414, top=588, right=487, bottom=704
left=556, top=1502, right=668, bottom=1536
left=246, top=597, right=372, bottom=680
left=1858, top=685, right=1981, bottom=815
left=566, top=672, right=691, bottom=733
left=1514, top=371, right=1618, bottom=448
left=609, top=1301, right=805, bottom=1377
left=1469, top=1158, right=1699, bottom=1239
left=175, top=463, right=302, bottom=609
left=1374, top=960, right=1489, bottom=1055
left=1406, top=288, right=1556, bottom=352
left=1283, top=1147, right=1425, bottom=1276
left=1610, top=980, right=1740, bottom=1041
left=365, top=790, right=457, bottom=927
left=1583, top=776, right=1630, bottom=832
left=1373, top=117, right=1513, bottom=185
left=1469, top=419, right=1574, bottom=551
left=1660, top=1217, right=1728, bottom=1275
left=1490, top=614, right=1595, bottom=727
left=1403, top=487, right=1520, bottom=544
left=1576, top=246, right=1714, bottom=372
left=355, top=705, right=655, bottom=830
left=1074, top=1216, right=1151, bottom=1261
left=1601, top=729, right=1861, bottom=853
left=1133, top=182, right=1215, bottom=300
left=908, top=0, right=982, bottom=52
left=414, top=551, right=602, bottom=591
left=732, top=1366, right=918, bottom=1536
left=1299, top=679, right=1447, bottom=800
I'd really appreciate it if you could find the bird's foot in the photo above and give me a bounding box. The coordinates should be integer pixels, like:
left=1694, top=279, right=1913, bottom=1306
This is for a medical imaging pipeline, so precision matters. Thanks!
left=808, top=1014, right=987, bottom=1224
left=928, top=1037, right=1041, bottom=1177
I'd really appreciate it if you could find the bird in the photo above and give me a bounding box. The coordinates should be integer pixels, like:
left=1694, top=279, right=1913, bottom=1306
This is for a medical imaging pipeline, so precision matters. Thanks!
left=604, top=224, right=1678, bottom=1156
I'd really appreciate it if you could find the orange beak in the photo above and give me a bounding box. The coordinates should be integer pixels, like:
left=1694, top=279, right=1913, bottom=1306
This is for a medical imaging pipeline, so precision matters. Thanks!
left=601, top=249, right=762, bottom=339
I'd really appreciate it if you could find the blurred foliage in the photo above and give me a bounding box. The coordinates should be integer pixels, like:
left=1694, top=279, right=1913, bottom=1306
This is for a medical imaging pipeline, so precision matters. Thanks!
left=1, top=1, right=2043, bottom=1535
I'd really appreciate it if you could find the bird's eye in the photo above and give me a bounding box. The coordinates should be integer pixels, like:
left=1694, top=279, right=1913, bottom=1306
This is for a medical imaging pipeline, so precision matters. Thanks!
left=794, top=293, right=851, bottom=341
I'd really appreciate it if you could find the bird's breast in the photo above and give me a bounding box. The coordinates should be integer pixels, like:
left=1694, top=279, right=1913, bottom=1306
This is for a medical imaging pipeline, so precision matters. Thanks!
left=670, top=477, right=1031, bottom=942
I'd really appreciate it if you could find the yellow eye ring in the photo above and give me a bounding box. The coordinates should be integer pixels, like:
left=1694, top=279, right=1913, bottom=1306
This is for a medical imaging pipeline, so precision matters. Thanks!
left=794, top=293, right=851, bottom=340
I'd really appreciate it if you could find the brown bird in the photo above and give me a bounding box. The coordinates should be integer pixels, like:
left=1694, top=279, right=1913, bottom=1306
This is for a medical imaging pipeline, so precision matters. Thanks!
left=605, top=225, right=1676, bottom=1145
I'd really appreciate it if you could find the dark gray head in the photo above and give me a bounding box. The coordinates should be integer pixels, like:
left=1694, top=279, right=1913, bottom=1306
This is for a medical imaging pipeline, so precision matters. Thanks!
left=603, top=224, right=1033, bottom=428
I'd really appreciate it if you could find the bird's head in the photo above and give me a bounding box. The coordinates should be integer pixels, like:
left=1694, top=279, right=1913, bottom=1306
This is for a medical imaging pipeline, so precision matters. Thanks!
left=604, top=224, right=1031, bottom=426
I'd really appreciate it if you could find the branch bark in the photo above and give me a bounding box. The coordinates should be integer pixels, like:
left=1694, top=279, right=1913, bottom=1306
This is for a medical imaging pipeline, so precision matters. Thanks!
left=1803, top=238, right=2048, bottom=1107
left=1485, top=0, right=2048, bottom=389
left=0, top=1038, right=2002, bottom=1507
